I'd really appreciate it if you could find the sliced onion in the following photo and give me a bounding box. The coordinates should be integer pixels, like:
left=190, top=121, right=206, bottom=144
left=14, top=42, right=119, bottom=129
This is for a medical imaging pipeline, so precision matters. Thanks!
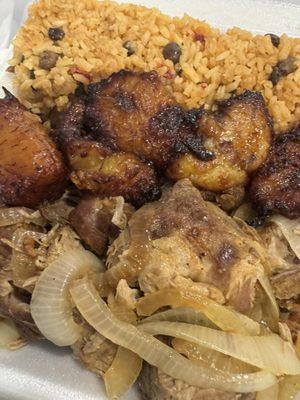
left=278, top=375, right=300, bottom=400
left=0, top=318, right=22, bottom=349
left=233, top=203, right=257, bottom=222
left=247, top=298, right=263, bottom=323
left=70, top=278, right=276, bottom=393
left=139, top=306, right=217, bottom=328
left=136, top=288, right=260, bottom=335
left=296, top=334, right=300, bottom=358
left=139, top=321, right=300, bottom=375
left=0, top=207, right=45, bottom=227
left=172, top=338, right=257, bottom=374
left=104, top=346, right=142, bottom=399
left=31, top=243, right=104, bottom=346
left=258, top=274, right=279, bottom=327
left=269, top=215, right=300, bottom=259
left=257, top=382, right=279, bottom=400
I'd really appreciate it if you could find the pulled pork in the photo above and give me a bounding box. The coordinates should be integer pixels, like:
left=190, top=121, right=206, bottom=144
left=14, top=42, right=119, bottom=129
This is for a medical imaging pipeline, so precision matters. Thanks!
left=0, top=203, right=79, bottom=342
left=72, top=320, right=117, bottom=377
left=259, top=217, right=300, bottom=340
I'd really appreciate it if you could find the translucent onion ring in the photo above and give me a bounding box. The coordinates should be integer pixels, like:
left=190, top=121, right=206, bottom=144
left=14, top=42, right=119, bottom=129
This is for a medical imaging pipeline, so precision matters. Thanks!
left=104, top=346, right=142, bottom=399
left=136, top=287, right=260, bottom=335
left=31, top=244, right=104, bottom=346
left=139, top=321, right=300, bottom=375
left=70, top=278, right=276, bottom=393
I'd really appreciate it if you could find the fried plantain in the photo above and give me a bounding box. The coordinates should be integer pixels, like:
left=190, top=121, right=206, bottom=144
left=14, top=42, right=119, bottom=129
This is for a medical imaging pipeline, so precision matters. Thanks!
left=249, top=125, right=300, bottom=218
left=55, top=98, right=159, bottom=206
left=56, top=73, right=274, bottom=205
left=0, top=89, right=67, bottom=208
left=70, top=146, right=160, bottom=207
left=166, top=91, right=272, bottom=191
left=84, top=70, right=208, bottom=167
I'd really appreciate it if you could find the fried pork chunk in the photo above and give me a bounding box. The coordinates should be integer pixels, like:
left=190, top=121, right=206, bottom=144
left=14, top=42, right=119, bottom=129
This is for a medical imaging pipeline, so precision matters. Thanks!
left=249, top=125, right=300, bottom=218
left=85, top=70, right=208, bottom=168
left=55, top=98, right=159, bottom=206
left=167, top=91, right=272, bottom=191
left=69, top=196, right=134, bottom=256
left=0, top=90, right=67, bottom=208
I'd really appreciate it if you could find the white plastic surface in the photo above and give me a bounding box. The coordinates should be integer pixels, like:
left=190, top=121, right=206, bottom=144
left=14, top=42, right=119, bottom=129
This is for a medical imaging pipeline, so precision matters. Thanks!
left=0, top=0, right=300, bottom=399
left=0, top=341, right=140, bottom=400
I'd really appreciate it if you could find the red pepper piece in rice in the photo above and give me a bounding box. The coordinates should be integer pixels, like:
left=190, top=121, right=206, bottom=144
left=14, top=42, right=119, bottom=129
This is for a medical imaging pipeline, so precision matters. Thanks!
left=69, top=67, right=92, bottom=81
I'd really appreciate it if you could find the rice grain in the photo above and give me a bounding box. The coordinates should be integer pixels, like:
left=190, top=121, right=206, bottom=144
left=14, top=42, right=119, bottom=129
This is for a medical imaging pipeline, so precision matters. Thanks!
left=10, top=0, right=300, bottom=132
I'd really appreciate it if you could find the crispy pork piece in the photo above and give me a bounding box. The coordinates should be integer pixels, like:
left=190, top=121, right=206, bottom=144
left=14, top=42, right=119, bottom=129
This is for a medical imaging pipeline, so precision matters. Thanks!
left=249, top=125, right=300, bottom=218
left=84, top=70, right=209, bottom=168
left=69, top=196, right=134, bottom=256
left=55, top=98, right=160, bottom=206
left=166, top=91, right=272, bottom=191
left=0, top=89, right=67, bottom=208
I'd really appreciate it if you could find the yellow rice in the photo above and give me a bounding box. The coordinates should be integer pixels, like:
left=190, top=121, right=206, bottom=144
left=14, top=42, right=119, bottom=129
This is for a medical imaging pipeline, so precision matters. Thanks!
left=10, top=0, right=300, bottom=132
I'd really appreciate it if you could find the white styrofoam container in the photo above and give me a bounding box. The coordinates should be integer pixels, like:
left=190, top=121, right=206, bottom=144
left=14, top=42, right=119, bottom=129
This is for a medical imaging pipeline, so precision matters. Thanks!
left=0, top=1, right=299, bottom=399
